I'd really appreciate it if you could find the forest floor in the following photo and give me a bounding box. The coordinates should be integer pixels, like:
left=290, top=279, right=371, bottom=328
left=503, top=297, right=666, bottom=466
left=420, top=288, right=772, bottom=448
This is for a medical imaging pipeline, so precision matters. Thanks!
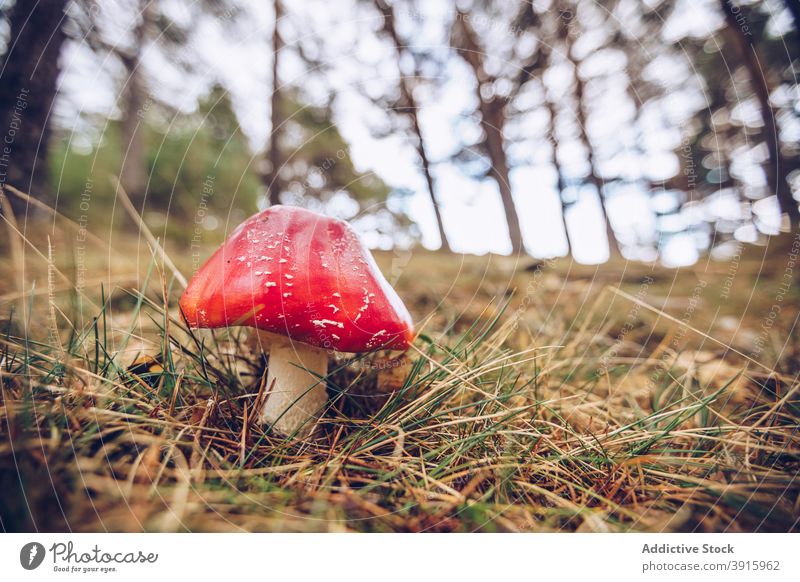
left=1, top=215, right=799, bottom=532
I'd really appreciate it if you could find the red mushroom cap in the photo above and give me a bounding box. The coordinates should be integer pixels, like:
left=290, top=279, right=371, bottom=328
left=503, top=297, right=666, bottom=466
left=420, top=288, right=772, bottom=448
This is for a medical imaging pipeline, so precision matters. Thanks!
left=179, top=206, right=414, bottom=352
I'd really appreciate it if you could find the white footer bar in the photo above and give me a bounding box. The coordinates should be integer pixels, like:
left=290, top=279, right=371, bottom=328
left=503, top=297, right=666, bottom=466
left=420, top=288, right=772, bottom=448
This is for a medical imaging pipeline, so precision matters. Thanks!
left=1, top=533, right=797, bottom=581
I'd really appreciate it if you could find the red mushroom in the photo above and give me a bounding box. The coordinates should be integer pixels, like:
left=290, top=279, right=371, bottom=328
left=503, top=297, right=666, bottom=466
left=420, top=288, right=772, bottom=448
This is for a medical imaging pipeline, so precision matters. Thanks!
left=179, top=205, right=414, bottom=437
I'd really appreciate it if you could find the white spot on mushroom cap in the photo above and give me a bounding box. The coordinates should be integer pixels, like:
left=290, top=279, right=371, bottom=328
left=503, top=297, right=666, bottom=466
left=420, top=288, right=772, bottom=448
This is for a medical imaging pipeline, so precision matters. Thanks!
left=312, top=319, right=344, bottom=329
left=366, top=329, right=388, bottom=348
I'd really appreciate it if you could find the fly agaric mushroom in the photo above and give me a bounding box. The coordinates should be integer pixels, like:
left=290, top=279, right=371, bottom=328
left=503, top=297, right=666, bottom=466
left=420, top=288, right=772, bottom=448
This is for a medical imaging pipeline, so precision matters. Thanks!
left=179, top=205, right=414, bottom=437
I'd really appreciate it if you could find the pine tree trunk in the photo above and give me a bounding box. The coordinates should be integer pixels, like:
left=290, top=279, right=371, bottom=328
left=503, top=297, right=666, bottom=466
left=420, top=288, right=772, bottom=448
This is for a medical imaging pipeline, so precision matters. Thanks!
left=545, top=96, right=572, bottom=256
left=266, top=0, right=284, bottom=207
left=373, top=0, right=451, bottom=251
left=570, top=54, right=621, bottom=258
left=0, top=0, right=67, bottom=214
left=119, top=65, right=146, bottom=207
left=415, top=120, right=451, bottom=252
left=118, top=3, right=151, bottom=210
left=721, top=0, right=799, bottom=230
left=483, top=102, right=524, bottom=255
left=452, top=11, right=525, bottom=255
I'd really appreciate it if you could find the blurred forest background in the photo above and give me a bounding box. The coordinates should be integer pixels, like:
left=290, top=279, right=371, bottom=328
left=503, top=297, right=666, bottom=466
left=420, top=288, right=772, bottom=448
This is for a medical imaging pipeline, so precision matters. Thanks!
left=0, top=0, right=799, bottom=265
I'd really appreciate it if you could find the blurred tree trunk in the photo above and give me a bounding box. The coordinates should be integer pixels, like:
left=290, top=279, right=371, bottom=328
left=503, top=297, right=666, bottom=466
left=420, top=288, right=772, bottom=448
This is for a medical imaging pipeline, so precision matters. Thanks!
left=0, top=0, right=67, bottom=214
left=265, top=0, right=284, bottom=206
left=619, top=43, right=657, bottom=251
left=538, top=24, right=572, bottom=257
left=721, top=0, right=800, bottom=230
left=568, top=51, right=621, bottom=258
left=555, top=7, right=621, bottom=258
left=545, top=96, right=572, bottom=256
left=118, top=1, right=152, bottom=209
left=373, top=0, right=451, bottom=252
left=483, top=99, right=525, bottom=255
left=452, top=10, right=524, bottom=254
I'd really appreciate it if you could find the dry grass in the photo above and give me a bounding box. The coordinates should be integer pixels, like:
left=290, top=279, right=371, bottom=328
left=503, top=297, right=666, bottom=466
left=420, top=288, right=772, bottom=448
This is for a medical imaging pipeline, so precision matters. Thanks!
left=1, top=207, right=799, bottom=532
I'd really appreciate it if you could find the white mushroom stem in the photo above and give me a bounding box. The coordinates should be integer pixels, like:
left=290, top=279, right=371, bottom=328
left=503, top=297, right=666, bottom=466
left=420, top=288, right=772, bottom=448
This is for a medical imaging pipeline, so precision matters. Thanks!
left=256, top=330, right=329, bottom=438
